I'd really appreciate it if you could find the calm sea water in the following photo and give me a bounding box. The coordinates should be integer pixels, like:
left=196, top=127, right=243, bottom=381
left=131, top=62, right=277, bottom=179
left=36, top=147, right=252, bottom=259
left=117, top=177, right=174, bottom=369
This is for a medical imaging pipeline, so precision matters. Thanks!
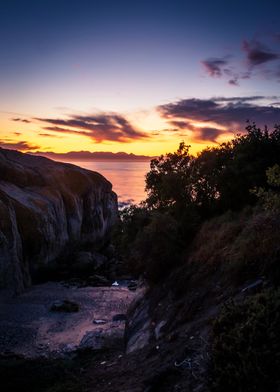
left=75, top=161, right=151, bottom=206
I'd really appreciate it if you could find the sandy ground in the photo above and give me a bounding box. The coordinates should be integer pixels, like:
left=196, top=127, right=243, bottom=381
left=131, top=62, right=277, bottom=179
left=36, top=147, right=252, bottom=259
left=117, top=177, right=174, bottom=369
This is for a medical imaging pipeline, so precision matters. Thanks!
left=0, top=282, right=136, bottom=358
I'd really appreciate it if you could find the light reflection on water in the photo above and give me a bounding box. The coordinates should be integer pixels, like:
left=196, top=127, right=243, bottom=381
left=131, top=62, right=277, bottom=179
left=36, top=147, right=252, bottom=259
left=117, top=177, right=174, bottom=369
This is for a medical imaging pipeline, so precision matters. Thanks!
left=75, top=161, right=151, bottom=206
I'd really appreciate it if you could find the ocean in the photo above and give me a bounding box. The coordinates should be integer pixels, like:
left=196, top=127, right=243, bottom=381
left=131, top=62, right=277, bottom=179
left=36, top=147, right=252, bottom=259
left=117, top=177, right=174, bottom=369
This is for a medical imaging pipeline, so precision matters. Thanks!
left=75, top=161, right=151, bottom=206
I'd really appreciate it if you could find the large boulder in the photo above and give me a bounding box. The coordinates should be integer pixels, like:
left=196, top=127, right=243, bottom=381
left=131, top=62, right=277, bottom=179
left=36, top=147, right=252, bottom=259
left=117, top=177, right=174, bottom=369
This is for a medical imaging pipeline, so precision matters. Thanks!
left=0, top=148, right=118, bottom=293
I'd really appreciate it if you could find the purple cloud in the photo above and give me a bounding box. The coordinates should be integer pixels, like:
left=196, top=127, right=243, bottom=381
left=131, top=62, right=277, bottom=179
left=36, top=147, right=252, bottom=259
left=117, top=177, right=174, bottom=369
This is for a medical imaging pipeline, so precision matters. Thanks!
left=12, top=118, right=31, bottom=123
left=158, top=96, right=280, bottom=142
left=195, top=127, right=222, bottom=142
left=243, top=40, right=279, bottom=67
left=201, top=58, right=228, bottom=77
left=202, top=36, right=280, bottom=85
left=36, top=113, right=147, bottom=143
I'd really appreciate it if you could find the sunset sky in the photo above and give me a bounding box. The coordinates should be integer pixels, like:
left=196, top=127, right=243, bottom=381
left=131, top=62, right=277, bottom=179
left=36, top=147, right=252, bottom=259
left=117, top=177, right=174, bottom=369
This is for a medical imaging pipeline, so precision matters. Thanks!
left=1, top=0, right=280, bottom=157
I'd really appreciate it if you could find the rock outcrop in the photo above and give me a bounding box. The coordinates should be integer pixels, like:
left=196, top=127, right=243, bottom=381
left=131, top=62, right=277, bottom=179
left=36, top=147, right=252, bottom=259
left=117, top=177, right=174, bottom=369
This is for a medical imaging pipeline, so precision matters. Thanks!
left=0, top=148, right=118, bottom=293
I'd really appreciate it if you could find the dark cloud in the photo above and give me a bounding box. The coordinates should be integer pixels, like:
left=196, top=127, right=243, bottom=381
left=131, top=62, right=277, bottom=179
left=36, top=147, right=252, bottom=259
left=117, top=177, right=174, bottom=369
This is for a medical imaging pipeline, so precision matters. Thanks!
left=202, top=36, right=280, bottom=85
left=158, top=119, right=221, bottom=142
left=201, top=58, right=228, bottom=77
left=213, top=96, right=277, bottom=102
left=201, top=57, right=241, bottom=86
left=12, top=118, right=31, bottom=123
left=36, top=113, right=147, bottom=143
left=158, top=97, right=280, bottom=142
left=43, top=126, right=89, bottom=137
left=243, top=40, right=279, bottom=67
left=196, top=127, right=221, bottom=142
left=0, top=140, right=40, bottom=151
left=38, top=133, right=62, bottom=138
left=169, top=120, right=191, bottom=129
left=228, top=78, right=239, bottom=86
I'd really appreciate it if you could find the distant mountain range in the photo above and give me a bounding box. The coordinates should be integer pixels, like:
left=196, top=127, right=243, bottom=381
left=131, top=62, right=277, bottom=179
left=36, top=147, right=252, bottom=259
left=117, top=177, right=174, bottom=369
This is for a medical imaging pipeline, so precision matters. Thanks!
left=31, top=150, right=155, bottom=161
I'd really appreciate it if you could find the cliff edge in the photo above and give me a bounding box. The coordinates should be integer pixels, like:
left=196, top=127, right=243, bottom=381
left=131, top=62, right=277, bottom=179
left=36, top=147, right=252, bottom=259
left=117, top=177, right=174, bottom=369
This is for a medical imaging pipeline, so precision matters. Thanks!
left=0, top=148, right=118, bottom=293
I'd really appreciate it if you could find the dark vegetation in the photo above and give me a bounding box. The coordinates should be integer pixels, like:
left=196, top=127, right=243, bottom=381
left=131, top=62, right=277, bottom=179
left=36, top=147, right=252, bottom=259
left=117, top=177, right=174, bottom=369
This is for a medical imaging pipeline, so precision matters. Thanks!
left=116, top=123, right=280, bottom=283
left=0, top=349, right=108, bottom=392
left=114, top=123, right=280, bottom=390
left=210, top=289, right=280, bottom=392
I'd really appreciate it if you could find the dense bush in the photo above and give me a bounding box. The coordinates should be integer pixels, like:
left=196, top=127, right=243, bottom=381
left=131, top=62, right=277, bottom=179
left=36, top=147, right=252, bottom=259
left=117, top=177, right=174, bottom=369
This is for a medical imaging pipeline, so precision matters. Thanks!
left=254, top=164, right=280, bottom=211
left=117, top=124, right=280, bottom=285
left=146, top=124, right=280, bottom=217
left=210, top=289, right=280, bottom=392
left=115, top=208, right=183, bottom=284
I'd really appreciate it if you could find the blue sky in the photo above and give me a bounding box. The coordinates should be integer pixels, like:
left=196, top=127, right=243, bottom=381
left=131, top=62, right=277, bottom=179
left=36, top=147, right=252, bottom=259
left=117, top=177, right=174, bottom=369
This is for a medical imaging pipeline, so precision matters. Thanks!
left=1, top=0, right=280, bottom=156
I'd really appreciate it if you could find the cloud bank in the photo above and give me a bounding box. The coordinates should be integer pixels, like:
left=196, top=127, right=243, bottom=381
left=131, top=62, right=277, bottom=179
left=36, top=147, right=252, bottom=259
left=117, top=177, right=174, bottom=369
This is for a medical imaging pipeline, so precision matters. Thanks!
left=158, top=96, right=280, bottom=142
left=36, top=113, right=148, bottom=143
left=0, top=140, right=40, bottom=151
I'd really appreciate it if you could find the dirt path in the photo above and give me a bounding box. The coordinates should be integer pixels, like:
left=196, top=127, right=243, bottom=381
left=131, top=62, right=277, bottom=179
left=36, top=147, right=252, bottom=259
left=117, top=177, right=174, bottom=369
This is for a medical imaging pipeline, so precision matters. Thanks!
left=0, top=282, right=136, bottom=358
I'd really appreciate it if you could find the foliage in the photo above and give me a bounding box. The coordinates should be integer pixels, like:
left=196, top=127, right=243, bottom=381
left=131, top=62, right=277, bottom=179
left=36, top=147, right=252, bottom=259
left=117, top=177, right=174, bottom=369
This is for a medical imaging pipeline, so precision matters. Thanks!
left=253, top=164, right=280, bottom=211
left=116, top=123, right=280, bottom=285
left=128, top=211, right=182, bottom=283
left=115, top=207, right=183, bottom=283
left=145, top=142, right=193, bottom=211
left=210, top=289, right=280, bottom=392
left=145, top=123, right=280, bottom=217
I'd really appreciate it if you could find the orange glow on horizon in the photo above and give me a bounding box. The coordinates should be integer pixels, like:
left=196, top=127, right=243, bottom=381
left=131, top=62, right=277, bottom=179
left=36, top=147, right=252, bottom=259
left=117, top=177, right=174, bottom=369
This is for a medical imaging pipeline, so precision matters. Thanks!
left=0, top=109, right=233, bottom=158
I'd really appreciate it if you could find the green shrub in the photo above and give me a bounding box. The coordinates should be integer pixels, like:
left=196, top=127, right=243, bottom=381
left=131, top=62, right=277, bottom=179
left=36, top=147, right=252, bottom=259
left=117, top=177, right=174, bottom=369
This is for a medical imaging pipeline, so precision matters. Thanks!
left=253, top=164, right=280, bottom=212
left=210, top=289, right=280, bottom=392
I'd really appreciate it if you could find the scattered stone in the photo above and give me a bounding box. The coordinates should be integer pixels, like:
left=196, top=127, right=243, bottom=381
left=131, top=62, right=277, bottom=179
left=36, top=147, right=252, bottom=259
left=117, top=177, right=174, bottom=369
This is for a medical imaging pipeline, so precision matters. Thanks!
left=63, top=343, right=77, bottom=352
left=128, top=280, right=138, bottom=291
left=50, top=300, right=80, bottom=313
left=93, top=319, right=107, bottom=325
left=112, top=281, right=119, bottom=286
left=79, top=330, right=104, bottom=350
left=154, top=320, right=167, bottom=340
left=112, top=314, right=127, bottom=322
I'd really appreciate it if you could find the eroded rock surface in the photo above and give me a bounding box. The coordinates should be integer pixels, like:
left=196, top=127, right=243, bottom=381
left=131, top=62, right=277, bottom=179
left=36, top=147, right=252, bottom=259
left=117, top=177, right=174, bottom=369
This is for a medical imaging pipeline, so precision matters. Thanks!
left=0, top=148, right=118, bottom=292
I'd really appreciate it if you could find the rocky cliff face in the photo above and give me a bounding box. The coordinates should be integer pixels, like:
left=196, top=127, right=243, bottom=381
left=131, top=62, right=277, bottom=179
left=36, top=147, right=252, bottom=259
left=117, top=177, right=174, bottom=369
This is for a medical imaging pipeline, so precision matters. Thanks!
left=0, top=148, right=118, bottom=293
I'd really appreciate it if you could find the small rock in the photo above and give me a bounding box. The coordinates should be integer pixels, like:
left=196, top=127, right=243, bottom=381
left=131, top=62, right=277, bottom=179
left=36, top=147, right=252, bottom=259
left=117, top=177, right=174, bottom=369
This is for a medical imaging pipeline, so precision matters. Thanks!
left=128, top=280, right=138, bottom=291
left=112, top=281, right=119, bottom=286
left=79, top=330, right=104, bottom=350
left=154, top=320, right=167, bottom=340
left=93, top=319, right=107, bottom=325
left=50, top=300, right=80, bottom=312
left=112, top=314, right=127, bottom=322
left=64, top=343, right=76, bottom=352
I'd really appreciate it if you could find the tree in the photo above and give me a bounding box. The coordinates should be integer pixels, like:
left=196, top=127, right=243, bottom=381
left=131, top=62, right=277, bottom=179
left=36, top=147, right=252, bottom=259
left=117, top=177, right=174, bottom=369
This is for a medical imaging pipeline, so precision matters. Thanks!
left=145, top=124, right=280, bottom=217
left=145, top=142, right=193, bottom=210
